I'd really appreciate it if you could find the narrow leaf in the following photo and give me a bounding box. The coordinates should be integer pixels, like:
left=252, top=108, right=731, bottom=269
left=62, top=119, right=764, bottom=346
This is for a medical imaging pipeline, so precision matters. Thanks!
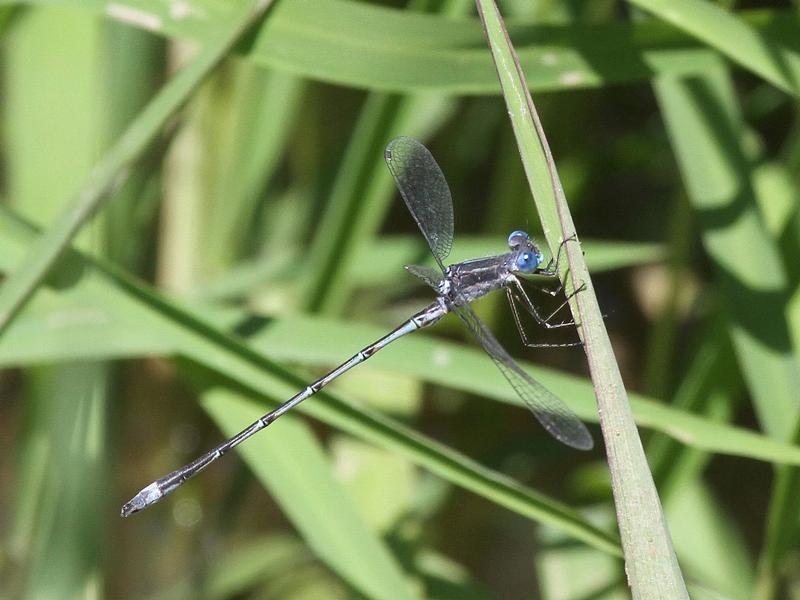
left=475, top=1, right=688, bottom=596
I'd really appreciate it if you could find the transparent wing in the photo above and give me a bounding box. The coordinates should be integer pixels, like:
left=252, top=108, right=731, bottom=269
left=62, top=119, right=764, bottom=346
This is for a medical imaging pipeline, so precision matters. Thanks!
left=450, top=300, right=593, bottom=450
left=385, top=137, right=454, bottom=271
left=405, top=264, right=443, bottom=291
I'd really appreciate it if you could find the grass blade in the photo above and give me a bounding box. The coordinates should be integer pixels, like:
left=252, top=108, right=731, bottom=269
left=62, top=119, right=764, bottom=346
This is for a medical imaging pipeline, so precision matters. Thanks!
left=3, top=9, right=160, bottom=598
left=0, top=204, right=619, bottom=555
left=475, top=1, right=688, bottom=596
left=653, top=61, right=800, bottom=599
left=1, top=206, right=800, bottom=468
left=654, top=64, right=800, bottom=439
left=198, top=383, right=416, bottom=600
left=18, top=1, right=800, bottom=93
left=628, top=0, right=800, bottom=96
left=0, top=0, right=272, bottom=336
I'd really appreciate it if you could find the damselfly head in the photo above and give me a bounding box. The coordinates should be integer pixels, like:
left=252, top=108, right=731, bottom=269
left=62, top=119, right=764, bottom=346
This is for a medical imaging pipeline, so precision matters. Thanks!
left=507, top=231, right=544, bottom=274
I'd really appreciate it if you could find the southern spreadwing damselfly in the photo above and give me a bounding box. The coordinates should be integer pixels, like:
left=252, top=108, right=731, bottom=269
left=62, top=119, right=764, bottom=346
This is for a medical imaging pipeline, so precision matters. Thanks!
left=121, top=136, right=592, bottom=517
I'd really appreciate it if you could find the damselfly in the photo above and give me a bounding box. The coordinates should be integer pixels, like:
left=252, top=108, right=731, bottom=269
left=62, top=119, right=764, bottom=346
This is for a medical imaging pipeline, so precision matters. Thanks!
left=121, top=137, right=592, bottom=517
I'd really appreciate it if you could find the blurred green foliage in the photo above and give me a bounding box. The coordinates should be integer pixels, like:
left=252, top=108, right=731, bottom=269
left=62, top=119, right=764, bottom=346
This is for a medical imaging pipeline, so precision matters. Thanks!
left=0, top=0, right=799, bottom=598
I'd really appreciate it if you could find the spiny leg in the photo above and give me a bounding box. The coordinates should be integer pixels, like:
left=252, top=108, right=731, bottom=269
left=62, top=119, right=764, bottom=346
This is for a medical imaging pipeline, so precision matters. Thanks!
left=507, top=288, right=584, bottom=348
left=538, top=233, right=579, bottom=277
left=510, top=277, right=585, bottom=329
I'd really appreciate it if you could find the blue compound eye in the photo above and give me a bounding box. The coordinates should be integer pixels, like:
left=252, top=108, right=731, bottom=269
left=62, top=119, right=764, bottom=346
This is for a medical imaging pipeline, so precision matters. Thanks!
left=515, top=251, right=540, bottom=273
left=507, top=230, right=529, bottom=249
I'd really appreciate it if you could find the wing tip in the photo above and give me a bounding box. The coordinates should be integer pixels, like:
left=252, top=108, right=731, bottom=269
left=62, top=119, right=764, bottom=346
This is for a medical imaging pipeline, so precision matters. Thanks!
left=556, top=425, right=594, bottom=451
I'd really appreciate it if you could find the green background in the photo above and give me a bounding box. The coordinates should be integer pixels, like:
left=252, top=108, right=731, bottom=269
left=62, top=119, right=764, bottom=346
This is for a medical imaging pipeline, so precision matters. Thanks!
left=1, top=0, right=799, bottom=598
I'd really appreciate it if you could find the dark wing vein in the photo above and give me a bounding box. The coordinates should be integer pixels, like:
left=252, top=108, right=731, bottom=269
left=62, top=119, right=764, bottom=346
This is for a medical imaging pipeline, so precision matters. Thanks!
left=385, top=137, right=454, bottom=271
left=405, top=264, right=443, bottom=291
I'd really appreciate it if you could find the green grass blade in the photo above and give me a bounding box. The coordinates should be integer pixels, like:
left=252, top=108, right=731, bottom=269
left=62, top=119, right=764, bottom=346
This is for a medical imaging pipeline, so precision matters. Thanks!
left=14, top=363, right=109, bottom=598
left=647, top=326, right=754, bottom=596
left=0, top=0, right=272, bottom=336
left=0, top=206, right=619, bottom=555
left=200, top=67, right=304, bottom=276
left=156, top=61, right=303, bottom=291
left=201, top=236, right=664, bottom=302
left=475, top=0, right=688, bottom=596
left=1, top=206, right=800, bottom=468
left=628, top=0, right=800, bottom=96
left=2, top=285, right=799, bottom=469
left=654, top=65, right=800, bottom=439
left=647, top=323, right=740, bottom=498
left=148, top=534, right=316, bottom=600
left=198, top=383, right=416, bottom=600
left=654, top=59, right=800, bottom=600
left=190, top=367, right=622, bottom=557
left=668, top=482, right=754, bottom=599
left=17, top=0, right=800, bottom=93
left=299, top=93, right=455, bottom=314
left=2, top=9, right=156, bottom=598
left=100, top=23, right=166, bottom=268
left=757, top=463, right=800, bottom=599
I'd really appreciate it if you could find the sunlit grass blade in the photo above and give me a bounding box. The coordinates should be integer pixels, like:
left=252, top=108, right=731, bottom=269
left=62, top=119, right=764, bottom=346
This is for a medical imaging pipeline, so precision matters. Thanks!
left=2, top=205, right=800, bottom=468
left=200, top=235, right=665, bottom=301
left=0, top=0, right=272, bottom=336
left=475, top=0, right=688, bottom=596
left=2, top=280, right=799, bottom=468
left=2, top=8, right=155, bottom=597
left=654, top=59, right=800, bottom=600
left=298, top=92, right=455, bottom=314
left=100, top=24, right=166, bottom=268
left=0, top=204, right=619, bottom=554
left=24, top=0, right=800, bottom=93
left=628, top=0, right=800, bottom=97
left=654, top=69, right=800, bottom=435
left=196, top=382, right=416, bottom=600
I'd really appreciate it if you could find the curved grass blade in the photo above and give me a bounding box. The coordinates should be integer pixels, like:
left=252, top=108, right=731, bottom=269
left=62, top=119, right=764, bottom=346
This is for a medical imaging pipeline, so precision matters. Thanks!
left=0, top=0, right=272, bottom=337
left=628, top=0, right=800, bottom=97
left=1, top=205, right=800, bottom=469
left=198, top=384, right=416, bottom=600
left=0, top=208, right=618, bottom=555
left=19, top=1, right=799, bottom=93
left=653, top=61, right=800, bottom=600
